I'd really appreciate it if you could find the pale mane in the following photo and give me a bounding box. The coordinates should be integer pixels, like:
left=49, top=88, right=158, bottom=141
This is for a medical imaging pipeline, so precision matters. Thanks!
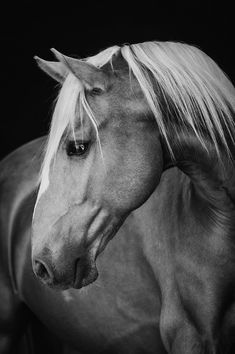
left=37, top=41, right=235, bottom=202
left=121, top=42, right=235, bottom=156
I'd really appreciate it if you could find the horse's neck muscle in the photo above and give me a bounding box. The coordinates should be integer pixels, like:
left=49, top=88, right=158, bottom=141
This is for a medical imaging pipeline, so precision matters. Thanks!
left=135, top=144, right=235, bottom=350
left=162, top=133, right=235, bottom=217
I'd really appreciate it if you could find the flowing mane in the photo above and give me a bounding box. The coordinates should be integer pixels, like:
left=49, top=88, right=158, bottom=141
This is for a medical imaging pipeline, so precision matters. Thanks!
left=39, top=41, right=235, bottom=194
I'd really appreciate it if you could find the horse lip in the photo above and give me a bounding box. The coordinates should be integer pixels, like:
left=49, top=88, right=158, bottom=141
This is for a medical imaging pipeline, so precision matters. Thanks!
left=73, top=259, right=83, bottom=289
left=73, top=276, right=83, bottom=289
left=37, top=275, right=73, bottom=291
left=73, top=257, right=98, bottom=289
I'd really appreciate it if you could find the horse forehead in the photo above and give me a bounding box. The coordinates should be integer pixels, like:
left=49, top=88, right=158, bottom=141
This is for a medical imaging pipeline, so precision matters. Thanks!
left=103, top=53, right=141, bottom=94
left=97, top=78, right=147, bottom=127
left=109, top=71, right=143, bottom=106
left=103, top=50, right=129, bottom=73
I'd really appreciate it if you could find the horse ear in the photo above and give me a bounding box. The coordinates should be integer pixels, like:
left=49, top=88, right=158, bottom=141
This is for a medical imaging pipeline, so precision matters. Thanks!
left=34, top=56, right=68, bottom=83
left=50, top=48, right=108, bottom=91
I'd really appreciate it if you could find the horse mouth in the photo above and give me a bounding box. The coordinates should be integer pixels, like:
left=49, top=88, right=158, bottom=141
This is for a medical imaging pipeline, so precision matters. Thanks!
left=73, top=257, right=99, bottom=289
left=72, top=219, right=122, bottom=289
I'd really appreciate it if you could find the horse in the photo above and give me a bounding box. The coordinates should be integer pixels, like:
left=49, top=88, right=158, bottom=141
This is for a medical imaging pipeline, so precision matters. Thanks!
left=0, top=41, right=235, bottom=354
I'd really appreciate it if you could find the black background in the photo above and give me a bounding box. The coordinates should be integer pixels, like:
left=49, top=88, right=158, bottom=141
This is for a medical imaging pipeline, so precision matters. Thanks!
left=1, top=1, right=234, bottom=160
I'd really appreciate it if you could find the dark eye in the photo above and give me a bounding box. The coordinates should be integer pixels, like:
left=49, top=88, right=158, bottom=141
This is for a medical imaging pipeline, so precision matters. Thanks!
left=91, top=87, right=103, bottom=95
left=66, top=141, right=90, bottom=157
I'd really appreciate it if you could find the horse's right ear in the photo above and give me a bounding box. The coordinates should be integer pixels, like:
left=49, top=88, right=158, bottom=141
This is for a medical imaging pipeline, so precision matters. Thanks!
left=34, top=56, right=68, bottom=83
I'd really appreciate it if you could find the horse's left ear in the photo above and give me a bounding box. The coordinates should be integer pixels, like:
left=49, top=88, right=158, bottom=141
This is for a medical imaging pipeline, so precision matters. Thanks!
left=50, top=48, right=108, bottom=91
left=34, top=56, right=68, bottom=83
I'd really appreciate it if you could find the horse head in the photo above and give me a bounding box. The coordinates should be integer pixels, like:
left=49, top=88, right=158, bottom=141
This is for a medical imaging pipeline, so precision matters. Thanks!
left=32, top=41, right=235, bottom=291
left=32, top=47, right=163, bottom=289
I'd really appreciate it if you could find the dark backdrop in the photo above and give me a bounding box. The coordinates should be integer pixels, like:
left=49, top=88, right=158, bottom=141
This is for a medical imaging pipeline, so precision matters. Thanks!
left=1, top=1, right=234, bottom=160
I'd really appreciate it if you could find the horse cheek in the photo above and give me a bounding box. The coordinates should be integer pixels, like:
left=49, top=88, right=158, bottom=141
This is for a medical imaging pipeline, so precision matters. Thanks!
left=131, top=138, right=163, bottom=210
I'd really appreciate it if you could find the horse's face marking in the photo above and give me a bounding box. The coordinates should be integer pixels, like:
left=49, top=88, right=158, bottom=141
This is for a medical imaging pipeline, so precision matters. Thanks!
left=32, top=54, right=163, bottom=289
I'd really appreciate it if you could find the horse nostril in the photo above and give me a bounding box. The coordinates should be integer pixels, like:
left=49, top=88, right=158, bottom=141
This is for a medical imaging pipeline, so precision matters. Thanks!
left=33, top=259, right=52, bottom=282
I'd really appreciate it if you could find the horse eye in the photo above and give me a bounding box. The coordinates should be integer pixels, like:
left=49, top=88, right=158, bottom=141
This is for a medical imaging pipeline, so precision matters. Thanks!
left=66, top=141, right=89, bottom=157
left=91, top=87, right=103, bottom=95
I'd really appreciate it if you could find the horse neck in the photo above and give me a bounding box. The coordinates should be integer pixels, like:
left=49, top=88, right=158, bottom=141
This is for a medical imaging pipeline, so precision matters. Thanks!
left=132, top=131, right=235, bottom=260
left=161, top=131, right=235, bottom=213
left=131, top=133, right=235, bottom=347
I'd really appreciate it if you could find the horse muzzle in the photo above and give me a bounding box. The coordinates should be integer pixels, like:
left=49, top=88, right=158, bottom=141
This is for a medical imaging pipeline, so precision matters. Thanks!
left=32, top=251, right=98, bottom=290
